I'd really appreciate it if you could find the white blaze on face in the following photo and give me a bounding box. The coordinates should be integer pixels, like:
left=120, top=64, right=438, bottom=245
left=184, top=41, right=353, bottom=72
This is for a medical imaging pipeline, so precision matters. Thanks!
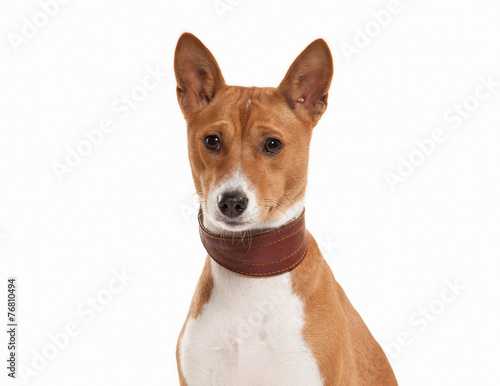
left=201, top=167, right=305, bottom=234
left=202, top=168, right=260, bottom=232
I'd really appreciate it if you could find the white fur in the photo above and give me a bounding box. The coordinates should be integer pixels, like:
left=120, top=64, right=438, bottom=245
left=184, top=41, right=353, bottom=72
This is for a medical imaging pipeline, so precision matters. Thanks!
left=202, top=167, right=304, bottom=233
left=180, top=170, right=322, bottom=385
left=179, top=264, right=324, bottom=386
left=203, top=167, right=260, bottom=233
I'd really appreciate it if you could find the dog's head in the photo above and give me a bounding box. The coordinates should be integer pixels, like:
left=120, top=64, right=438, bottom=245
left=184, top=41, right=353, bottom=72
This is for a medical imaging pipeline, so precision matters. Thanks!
left=174, top=33, right=333, bottom=232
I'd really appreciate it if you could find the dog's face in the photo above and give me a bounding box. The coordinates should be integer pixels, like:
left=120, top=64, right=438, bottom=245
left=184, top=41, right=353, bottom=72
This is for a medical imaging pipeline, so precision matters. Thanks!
left=174, top=34, right=333, bottom=232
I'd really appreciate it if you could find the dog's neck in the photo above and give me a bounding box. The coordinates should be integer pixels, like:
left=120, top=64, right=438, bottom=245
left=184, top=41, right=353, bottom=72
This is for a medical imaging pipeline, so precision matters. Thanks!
left=199, top=200, right=308, bottom=277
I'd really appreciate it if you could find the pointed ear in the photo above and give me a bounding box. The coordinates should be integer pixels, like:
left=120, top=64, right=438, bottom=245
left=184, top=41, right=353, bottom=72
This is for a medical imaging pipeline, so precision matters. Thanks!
left=174, top=33, right=226, bottom=116
left=278, top=39, right=333, bottom=124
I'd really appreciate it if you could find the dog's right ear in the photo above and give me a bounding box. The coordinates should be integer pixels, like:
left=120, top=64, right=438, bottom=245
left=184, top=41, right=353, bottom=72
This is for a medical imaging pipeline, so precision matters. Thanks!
left=174, top=33, right=225, bottom=116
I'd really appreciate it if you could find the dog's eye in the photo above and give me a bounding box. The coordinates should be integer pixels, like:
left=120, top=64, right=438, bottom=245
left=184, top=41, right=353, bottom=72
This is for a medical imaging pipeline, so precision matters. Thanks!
left=263, top=138, right=283, bottom=154
left=204, top=135, right=221, bottom=151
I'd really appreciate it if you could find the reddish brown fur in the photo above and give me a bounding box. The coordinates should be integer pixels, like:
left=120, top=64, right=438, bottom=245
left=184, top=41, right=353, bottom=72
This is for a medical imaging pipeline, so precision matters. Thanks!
left=292, top=233, right=397, bottom=385
left=174, top=33, right=397, bottom=385
left=186, top=86, right=312, bottom=223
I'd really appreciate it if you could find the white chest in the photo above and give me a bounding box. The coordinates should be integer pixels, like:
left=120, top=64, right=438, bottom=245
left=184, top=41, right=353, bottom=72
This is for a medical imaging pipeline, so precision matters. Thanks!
left=179, top=261, right=323, bottom=386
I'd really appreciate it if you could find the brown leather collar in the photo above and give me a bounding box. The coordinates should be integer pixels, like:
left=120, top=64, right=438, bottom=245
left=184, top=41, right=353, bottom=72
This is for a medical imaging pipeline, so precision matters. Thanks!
left=199, top=210, right=308, bottom=277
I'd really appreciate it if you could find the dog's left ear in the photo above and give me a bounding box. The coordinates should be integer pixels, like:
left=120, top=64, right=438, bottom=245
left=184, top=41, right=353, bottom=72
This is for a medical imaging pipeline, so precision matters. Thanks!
left=278, top=39, right=333, bottom=125
left=174, top=33, right=226, bottom=116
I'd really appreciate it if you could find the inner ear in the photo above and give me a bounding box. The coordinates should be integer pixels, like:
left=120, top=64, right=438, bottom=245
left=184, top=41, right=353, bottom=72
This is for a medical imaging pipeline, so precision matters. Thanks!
left=174, top=33, right=225, bottom=116
left=278, top=39, right=333, bottom=124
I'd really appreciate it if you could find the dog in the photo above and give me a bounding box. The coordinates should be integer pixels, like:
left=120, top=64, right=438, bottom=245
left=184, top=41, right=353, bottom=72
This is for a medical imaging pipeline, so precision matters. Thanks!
left=174, top=33, right=397, bottom=386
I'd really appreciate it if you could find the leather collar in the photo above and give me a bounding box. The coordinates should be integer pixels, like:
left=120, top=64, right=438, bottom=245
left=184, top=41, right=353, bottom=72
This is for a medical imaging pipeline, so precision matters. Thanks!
left=199, top=210, right=308, bottom=277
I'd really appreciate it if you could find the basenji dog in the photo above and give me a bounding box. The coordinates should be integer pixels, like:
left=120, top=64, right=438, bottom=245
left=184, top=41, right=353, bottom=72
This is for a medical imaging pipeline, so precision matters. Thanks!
left=174, top=33, right=397, bottom=386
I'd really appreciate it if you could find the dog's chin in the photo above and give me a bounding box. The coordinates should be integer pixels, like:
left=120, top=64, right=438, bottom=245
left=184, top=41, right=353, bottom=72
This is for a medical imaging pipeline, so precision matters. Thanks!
left=202, top=209, right=263, bottom=234
left=206, top=213, right=288, bottom=234
left=210, top=216, right=257, bottom=233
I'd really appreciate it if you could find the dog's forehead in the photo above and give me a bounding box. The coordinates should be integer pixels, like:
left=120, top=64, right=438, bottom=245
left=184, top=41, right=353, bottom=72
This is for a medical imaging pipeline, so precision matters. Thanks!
left=215, top=86, right=295, bottom=127
left=187, top=85, right=302, bottom=136
left=221, top=86, right=278, bottom=108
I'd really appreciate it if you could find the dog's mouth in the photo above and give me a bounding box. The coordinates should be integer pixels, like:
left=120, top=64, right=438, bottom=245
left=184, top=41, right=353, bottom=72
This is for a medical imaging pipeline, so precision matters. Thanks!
left=202, top=203, right=260, bottom=233
left=211, top=216, right=255, bottom=231
left=219, top=218, right=249, bottom=226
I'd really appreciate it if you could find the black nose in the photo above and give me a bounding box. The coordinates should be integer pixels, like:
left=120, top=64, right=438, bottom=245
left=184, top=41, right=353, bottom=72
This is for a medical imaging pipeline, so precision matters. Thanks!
left=218, top=192, right=248, bottom=218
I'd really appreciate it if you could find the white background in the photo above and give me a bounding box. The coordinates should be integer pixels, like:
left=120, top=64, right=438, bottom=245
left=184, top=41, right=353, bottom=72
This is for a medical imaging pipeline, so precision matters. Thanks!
left=1, top=0, right=499, bottom=385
